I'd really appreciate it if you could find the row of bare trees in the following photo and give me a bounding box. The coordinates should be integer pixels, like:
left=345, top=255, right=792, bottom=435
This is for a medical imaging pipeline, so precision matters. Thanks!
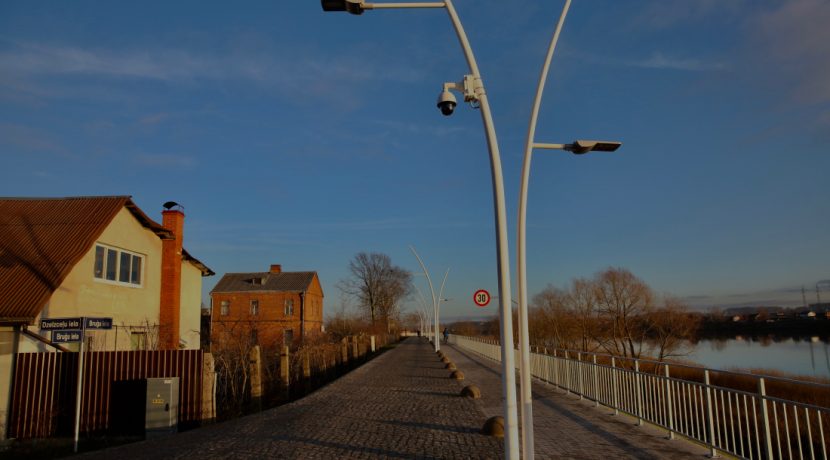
left=529, top=267, right=699, bottom=361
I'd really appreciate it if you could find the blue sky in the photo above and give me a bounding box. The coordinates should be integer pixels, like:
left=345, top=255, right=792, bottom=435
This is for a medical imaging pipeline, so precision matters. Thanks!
left=1, top=0, right=828, bottom=319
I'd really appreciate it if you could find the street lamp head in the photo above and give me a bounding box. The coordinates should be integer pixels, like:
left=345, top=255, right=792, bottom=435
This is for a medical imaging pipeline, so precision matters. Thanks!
left=437, top=89, right=457, bottom=116
left=321, top=0, right=365, bottom=15
left=567, top=140, right=622, bottom=155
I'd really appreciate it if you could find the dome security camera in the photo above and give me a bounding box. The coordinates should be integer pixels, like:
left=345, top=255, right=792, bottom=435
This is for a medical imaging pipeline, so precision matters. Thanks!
left=436, top=90, right=457, bottom=116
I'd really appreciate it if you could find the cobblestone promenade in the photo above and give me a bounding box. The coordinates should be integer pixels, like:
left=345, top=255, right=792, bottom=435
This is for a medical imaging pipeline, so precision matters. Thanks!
left=80, top=337, right=710, bottom=459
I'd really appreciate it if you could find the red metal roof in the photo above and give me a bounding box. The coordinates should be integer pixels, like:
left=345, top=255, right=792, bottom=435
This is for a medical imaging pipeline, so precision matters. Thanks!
left=0, top=196, right=211, bottom=324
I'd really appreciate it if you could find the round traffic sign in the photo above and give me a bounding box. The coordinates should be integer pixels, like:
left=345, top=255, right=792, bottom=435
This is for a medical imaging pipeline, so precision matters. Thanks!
left=473, top=289, right=491, bottom=307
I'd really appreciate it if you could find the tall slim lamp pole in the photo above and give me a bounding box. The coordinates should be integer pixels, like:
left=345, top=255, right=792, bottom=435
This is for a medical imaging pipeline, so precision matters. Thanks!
left=516, top=3, right=622, bottom=459
left=516, top=2, right=571, bottom=458
left=322, top=1, right=519, bottom=456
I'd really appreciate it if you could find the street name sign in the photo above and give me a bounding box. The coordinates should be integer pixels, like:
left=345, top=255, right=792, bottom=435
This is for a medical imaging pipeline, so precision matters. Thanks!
left=85, top=317, right=113, bottom=330
left=473, top=289, right=491, bottom=307
left=52, top=330, right=83, bottom=343
left=40, top=317, right=82, bottom=330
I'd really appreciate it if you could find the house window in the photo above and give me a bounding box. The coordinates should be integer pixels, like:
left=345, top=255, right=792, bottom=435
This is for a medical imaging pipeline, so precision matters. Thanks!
left=220, top=300, right=230, bottom=316
left=93, top=244, right=143, bottom=286
left=250, top=329, right=258, bottom=345
left=250, top=299, right=259, bottom=316
left=283, top=329, right=293, bottom=346
left=130, top=332, right=147, bottom=350
left=284, top=299, right=294, bottom=317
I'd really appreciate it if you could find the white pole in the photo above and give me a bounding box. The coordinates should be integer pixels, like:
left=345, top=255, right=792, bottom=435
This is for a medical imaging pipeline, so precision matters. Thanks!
left=410, top=246, right=439, bottom=352
left=73, top=318, right=87, bottom=453
left=327, top=2, right=520, bottom=456
left=442, top=1, right=519, bottom=456
left=516, top=2, right=571, bottom=458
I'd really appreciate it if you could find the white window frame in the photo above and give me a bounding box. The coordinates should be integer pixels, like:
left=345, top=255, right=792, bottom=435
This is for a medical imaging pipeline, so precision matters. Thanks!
left=220, top=300, right=230, bottom=316
left=93, top=243, right=145, bottom=288
left=250, top=299, right=259, bottom=316
left=284, top=299, right=294, bottom=317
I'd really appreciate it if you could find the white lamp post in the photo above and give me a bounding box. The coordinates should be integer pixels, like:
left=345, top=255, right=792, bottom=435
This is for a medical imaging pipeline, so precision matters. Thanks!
left=410, top=246, right=449, bottom=352
left=516, top=2, right=621, bottom=458
left=322, top=1, right=520, bottom=456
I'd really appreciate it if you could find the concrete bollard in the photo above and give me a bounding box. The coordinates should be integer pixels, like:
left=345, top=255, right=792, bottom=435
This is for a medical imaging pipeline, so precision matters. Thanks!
left=481, top=416, right=504, bottom=437
left=371, top=335, right=376, bottom=353
left=461, top=385, right=481, bottom=399
left=450, top=370, right=465, bottom=380
left=445, top=362, right=457, bottom=370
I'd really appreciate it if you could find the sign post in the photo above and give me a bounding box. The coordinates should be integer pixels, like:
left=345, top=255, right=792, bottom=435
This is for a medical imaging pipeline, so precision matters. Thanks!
left=73, top=320, right=86, bottom=453
left=40, top=316, right=111, bottom=453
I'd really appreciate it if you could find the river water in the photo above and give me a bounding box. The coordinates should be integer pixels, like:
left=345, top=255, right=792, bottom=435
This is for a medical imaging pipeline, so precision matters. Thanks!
left=683, top=337, right=830, bottom=379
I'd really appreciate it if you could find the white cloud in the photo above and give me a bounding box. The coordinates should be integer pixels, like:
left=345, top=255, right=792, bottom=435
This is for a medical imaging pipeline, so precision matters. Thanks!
left=635, top=0, right=747, bottom=29
left=572, top=51, right=724, bottom=73
left=0, top=40, right=424, bottom=86
left=634, top=52, right=725, bottom=72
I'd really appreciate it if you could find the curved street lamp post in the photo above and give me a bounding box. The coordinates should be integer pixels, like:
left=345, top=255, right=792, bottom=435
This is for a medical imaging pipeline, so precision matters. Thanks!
left=410, top=246, right=449, bottom=352
left=516, top=1, right=621, bottom=458
left=322, top=0, right=520, bottom=456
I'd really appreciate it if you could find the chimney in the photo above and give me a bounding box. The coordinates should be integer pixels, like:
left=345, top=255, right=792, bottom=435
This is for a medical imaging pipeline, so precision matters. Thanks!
left=270, top=264, right=282, bottom=274
left=159, top=208, right=184, bottom=349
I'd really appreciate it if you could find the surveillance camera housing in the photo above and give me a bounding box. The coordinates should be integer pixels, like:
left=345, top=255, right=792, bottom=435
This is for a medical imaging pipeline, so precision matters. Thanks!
left=437, top=90, right=457, bottom=116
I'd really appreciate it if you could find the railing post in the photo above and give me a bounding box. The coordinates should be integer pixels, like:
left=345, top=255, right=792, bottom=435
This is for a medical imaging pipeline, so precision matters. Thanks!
left=611, top=357, right=619, bottom=416
left=704, top=370, right=717, bottom=457
left=758, top=377, right=774, bottom=460
left=635, top=360, right=644, bottom=426
left=553, top=349, right=560, bottom=389
left=577, top=352, right=584, bottom=400
left=564, top=351, right=570, bottom=396
left=665, top=364, right=674, bottom=440
left=592, top=354, right=599, bottom=407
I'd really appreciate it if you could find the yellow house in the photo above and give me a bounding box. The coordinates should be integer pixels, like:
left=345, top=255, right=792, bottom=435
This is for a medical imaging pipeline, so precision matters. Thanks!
left=0, top=196, right=213, bottom=439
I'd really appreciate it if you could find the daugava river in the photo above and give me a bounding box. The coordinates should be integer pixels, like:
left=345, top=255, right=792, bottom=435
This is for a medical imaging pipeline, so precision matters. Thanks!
left=682, top=336, right=830, bottom=379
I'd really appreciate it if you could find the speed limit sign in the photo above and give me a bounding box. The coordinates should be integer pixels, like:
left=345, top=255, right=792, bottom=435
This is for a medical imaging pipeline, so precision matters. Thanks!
left=473, top=289, right=490, bottom=307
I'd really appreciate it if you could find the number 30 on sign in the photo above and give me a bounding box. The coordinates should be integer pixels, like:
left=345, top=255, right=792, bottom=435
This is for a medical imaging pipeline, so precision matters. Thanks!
left=473, top=289, right=490, bottom=307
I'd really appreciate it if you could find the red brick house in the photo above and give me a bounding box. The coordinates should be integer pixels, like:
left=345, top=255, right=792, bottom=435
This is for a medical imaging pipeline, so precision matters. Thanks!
left=209, top=265, right=323, bottom=350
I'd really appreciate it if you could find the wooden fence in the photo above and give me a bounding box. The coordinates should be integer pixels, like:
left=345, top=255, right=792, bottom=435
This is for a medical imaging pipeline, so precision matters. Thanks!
left=8, top=349, right=205, bottom=439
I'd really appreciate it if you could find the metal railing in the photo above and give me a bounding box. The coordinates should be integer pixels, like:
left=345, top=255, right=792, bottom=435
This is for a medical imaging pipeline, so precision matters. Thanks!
left=450, top=334, right=830, bottom=460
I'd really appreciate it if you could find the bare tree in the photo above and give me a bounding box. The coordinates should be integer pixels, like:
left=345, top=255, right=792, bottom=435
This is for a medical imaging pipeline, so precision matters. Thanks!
left=338, top=252, right=412, bottom=332
left=647, top=296, right=700, bottom=361
left=531, top=285, right=573, bottom=349
left=564, top=277, right=598, bottom=352
left=593, top=267, right=655, bottom=359
left=325, top=304, right=368, bottom=341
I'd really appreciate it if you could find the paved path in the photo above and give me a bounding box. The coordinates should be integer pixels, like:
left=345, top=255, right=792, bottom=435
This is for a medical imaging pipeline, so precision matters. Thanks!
left=79, top=337, right=710, bottom=459
left=440, top=343, right=709, bottom=460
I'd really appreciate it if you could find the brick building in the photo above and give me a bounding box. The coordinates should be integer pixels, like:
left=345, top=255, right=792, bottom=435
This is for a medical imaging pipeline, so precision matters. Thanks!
left=209, top=265, right=323, bottom=350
